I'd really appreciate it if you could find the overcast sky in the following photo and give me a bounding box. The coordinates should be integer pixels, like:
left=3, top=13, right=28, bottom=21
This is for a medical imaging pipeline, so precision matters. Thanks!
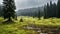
left=0, top=0, right=58, bottom=10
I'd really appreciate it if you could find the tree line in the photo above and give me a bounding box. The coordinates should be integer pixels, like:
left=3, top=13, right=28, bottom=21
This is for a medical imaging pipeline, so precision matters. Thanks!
left=0, top=0, right=60, bottom=21
left=16, top=0, right=60, bottom=19
left=44, top=0, right=60, bottom=19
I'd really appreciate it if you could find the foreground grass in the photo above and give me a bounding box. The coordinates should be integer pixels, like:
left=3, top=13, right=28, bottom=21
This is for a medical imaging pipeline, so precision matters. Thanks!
left=0, top=16, right=60, bottom=34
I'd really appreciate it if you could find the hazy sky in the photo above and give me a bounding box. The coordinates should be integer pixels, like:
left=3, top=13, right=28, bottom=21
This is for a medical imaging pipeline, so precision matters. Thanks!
left=0, top=0, right=58, bottom=10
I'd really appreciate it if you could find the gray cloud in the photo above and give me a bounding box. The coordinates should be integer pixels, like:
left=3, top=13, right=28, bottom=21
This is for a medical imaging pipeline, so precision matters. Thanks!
left=15, top=0, right=58, bottom=10
left=0, top=0, right=58, bottom=10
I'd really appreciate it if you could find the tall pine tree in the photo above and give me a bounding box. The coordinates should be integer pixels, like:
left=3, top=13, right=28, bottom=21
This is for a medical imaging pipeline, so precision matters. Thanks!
left=44, top=5, right=47, bottom=19
left=50, top=1, right=53, bottom=17
left=46, top=3, right=50, bottom=18
left=53, top=3, right=57, bottom=17
left=38, top=10, right=40, bottom=20
left=57, top=0, right=60, bottom=18
left=2, top=0, right=16, bottom=22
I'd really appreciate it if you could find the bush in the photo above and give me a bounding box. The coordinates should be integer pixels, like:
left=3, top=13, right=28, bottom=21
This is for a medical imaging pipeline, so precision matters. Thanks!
left=20, top=18, right=23, bottom=22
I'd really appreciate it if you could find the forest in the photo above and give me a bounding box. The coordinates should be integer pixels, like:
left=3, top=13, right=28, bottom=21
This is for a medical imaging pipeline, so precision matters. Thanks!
left=0, top=0, right=60, bottom=34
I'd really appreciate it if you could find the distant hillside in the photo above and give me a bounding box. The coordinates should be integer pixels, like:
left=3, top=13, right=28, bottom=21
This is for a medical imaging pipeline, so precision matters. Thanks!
left=16, top=6, right=44, bottom=17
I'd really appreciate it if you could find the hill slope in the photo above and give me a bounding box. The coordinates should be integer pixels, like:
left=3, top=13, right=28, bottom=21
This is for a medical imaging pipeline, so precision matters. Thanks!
left=16, top=7, right=44, bottom=17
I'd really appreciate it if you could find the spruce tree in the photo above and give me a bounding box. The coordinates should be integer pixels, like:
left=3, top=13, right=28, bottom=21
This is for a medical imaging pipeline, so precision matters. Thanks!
left=46, top=3, right=50, bottom=18
left=50, top=1, right=53, bottom=17
left=57, top=0, right=60, bottom=18
left=44, top=5, right=47, bottom=19
left=53, top=3, right=57, bottom=17
left=38, top=10, right=40, bottom=20
left=2, top=0, right=16, bottom=22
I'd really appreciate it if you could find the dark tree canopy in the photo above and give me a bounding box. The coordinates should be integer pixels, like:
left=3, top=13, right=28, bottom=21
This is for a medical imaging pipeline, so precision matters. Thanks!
left=44, top=1, right=57, bottom=19
left=38, top=10, right=41, bottom=19
left=0, top=5, right=2, bottom=16
left=2, top=0, right=16, bottom=21
left=57, top=0, right=60, bottom=18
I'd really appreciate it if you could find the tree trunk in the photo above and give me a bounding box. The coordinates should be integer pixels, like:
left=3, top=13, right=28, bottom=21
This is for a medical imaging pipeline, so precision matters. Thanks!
left=8, top=17, right=12, bottom=22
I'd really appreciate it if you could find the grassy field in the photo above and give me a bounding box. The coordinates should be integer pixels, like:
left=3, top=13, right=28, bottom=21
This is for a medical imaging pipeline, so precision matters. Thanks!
left=0, top=16, right=60, bottom=34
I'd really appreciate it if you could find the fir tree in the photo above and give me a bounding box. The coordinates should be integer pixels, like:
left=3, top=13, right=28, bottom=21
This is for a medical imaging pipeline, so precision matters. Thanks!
left=57, top=0, right=60, bottom=18
left=2, top=0, right=16, bottom=22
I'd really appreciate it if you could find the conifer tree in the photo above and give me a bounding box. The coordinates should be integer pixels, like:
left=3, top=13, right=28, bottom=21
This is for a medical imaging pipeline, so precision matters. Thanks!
left=57, top=0, right=60, bottom=18
left=2, top=0, right=16, bottom=22
left=38, top=10, right=40, bottom=20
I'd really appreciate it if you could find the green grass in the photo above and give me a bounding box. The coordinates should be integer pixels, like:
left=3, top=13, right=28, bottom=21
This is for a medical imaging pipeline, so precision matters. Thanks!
left=0, top=16, right=60, bottom=34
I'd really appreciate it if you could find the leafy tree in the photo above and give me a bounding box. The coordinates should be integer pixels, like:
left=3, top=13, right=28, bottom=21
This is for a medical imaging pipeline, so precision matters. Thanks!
left=2, top=0, right=16, bottom=22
